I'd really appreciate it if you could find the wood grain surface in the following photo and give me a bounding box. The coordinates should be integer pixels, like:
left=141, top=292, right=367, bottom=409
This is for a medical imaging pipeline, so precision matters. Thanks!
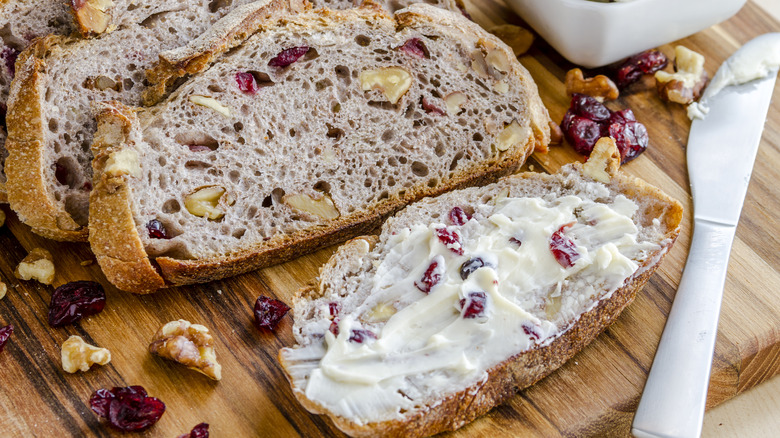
left=1, top=1, right=779, bottom=437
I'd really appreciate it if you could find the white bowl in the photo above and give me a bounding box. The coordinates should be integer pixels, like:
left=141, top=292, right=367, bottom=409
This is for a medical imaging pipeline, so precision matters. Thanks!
left=505, top=0, right=747, bottom=68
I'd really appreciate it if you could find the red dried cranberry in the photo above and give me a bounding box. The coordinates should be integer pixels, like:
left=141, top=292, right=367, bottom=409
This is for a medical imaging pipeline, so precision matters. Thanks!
left=1, top=47, right=19, bottom=78
left=188, top=145, right=212, bottom=152
left=90, top=386, right=165, bottom=431
left=328, top=302, right=339, bottom=318
left=522, top=322, right=541, bottom=340
left=253, top=296, right=290, bottom=331
left=561, top=113, right=602, bottom=155
left=268, top=46, right=309, bottom=68
left=459, top=257, right=494, bottom=280
left=448, top=206, right=471, bottom=226
left=53, top=162, right=69, bottom=186
left=608, top=120, right=648, bottom=164
left=615, top=50, right=669, bottom=89
left=329, top=319, right=340, bottom=336
left=178, top=422, right=209, bottom=438
left=146, top=219, right=171, bottom=239
left=0, top=324, right=13, bottom=353
left=434, top=227, right=464, bottom=255
left=348, top=329, right=376, bottom=343
left=549, top=224, right=580, bottom=268
left=421, top=97, right=445, bottom=115
left=509, top=237, right=522, bottom=246
left=48, top=281, right=106, bottom=327
left=570, top=93, right=610, bottom=122
left=399, top=38, right=428, bottom=59
left=415, top=256, right=444, bottom=293
left=235, top=72, right=258, bottom=94
left=459, top=291, right=487, bottom=319
left=82, top=181, right=93, bottom=191
left=457, top=4, right=473, bottom=21
left=71, top=0, right=87, bottom=10
left=609, top=108, right=636, bottom=125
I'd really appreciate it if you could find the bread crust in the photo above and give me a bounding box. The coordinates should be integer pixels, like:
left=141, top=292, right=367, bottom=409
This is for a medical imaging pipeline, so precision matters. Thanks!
left=278, top=158, right=683, bottom=437
left=5, top=35, right=88, bottom=241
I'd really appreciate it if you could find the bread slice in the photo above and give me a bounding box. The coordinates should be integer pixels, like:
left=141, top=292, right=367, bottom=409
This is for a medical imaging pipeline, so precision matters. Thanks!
left=0, top=0, right=75, bottom=202
left=4, top=0, right=306, bottom=241
left=278, top=138, right=683, bottom=437
left=87, top=3, right=551, bottom=293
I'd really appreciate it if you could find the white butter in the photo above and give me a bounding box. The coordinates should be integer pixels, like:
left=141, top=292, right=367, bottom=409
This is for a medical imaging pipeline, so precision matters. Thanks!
left=287, top=194, right=660, bottom=423
left=688, top=33, right=780, bottom=120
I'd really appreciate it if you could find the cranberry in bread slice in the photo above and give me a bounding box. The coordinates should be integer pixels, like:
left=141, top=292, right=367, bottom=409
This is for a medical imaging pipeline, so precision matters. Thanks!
left=278, top=138, right=682, bottom=437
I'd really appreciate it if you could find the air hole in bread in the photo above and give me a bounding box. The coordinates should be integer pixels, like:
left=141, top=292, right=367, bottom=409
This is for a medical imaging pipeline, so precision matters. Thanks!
left=473, top=133, right=483, bottom=142
left=262, top=196, right=273, bottom=208
left=229, top=170, right=240, bottom=183
left=381, top=130, right=394, bottom=142
left=232, top=228, right=246, bottom=239
left=175, top=132, right=219, bottom=151
left=54, top=156, right=79, bottom=188
left=334, top=65, right=350, bottom=83
left=411, top=161, right=429, bottom=177
left=355, top=35, right=371, bottom=47
left=208, top=84, right=225, bottom=93
left=140, top=11, right=171, bottom=29
left=249, top=71, right=274, bottom=88
left=315, top=79, right=332, bottom=91
left=378, top=190, right=389, bottom=201
left=450, top=151, right=464, bottom=171
left=208, top=0, right=232, bottom=13
left=162, top=199, right=181, bottom=214
left=289, top=129, right=296, bottom=137
left=325, top=124, right=344, bottom=140
left=427, top=178, right=439, bottom=188
left=158, top=156, right=167, bottom=166
left=64, top=193, right=89, bottom=227
left=185, top=160, right=211, bottom=171
left=271, top=188, right=285, bottom=205
left=48, top=119, right=58, bottom=133
left=368, top=101, right=396, bottom=111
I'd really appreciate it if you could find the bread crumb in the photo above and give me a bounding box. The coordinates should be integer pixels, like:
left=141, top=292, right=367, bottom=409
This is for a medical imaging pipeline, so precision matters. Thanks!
left=529, top=164, right=535, bottom=171
left=80, top=260, right=94, bottom=266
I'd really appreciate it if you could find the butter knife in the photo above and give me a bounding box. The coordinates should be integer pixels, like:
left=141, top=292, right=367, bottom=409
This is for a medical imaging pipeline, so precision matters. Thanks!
left=632, top=33, right=780, bottom=438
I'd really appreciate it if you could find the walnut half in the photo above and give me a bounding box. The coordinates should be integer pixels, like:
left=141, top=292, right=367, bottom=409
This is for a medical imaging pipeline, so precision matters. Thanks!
left=61, top=335, right=111, bottom=373
left=15, top=248, right=55, bottom=285
left=149, top=320, right=222, bottom=381
left=565, top=68, right=619, bottom=102
left=655, top=46, right=708, bottom=105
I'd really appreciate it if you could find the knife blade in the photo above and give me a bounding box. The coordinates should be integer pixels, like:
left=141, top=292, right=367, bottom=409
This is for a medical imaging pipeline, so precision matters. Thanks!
left=632, top=33, right=779, bottom=438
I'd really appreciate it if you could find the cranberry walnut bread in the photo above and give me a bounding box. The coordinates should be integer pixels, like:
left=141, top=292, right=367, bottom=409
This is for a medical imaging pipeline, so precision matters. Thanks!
left=88, top=4, right=551, bottom=293
left=4, top=0, right=306, bottom=241
left=278, top=138, right=683, bottom=437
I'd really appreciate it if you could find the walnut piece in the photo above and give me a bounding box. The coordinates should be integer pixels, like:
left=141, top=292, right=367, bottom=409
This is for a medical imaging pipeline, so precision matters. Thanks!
left=0, top=282, right=7, bottom=300
left=104, top=149, right=141, bottom=178
left=445, top=92, right=467, bottom=115
left=359, top=67, right=413, bottom=104
left=655, top=46, right=708, bottom=105
left=149, top=319, right=222, bottom=381
left=72, top=0, right=114, bottom=35
left=496, top=121, right=531, bottom=152
left=15, top=248, right=55, bottom=285
left=583, top=137, right=620, bottom=183
left=283, top=193, right=340, bottom=220
left=565, top=68, right=619, bottom=102
left=189, top=95, right=232, bottom=118
left=488, top=24, right=535, bottom=57
left=184, top=186, right=227, bottom=220
left=61, top=335, right=111, bottom=373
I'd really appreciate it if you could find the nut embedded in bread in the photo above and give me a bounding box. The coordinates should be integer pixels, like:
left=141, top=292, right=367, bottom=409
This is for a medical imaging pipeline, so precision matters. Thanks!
left=278, top=139, right=683, bottom=437
left=87, top=4, right=551, bottom=293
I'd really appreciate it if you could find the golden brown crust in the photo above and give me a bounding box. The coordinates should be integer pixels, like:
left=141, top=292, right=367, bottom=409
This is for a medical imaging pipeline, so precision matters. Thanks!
left=88, top=101, right=165, bottom=294
left=143, top=0, right=312, bottom=106
left=5, top=35, right=88, bottom=241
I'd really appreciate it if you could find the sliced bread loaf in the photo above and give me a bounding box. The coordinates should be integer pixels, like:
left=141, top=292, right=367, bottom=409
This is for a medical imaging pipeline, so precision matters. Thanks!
left=87, top=3, right=551, bottom=293
left=4, top=0, right=306, bottom=241
left=278, top=138, right=683, bottom=437
left=0, top=0, right=75, bottom=202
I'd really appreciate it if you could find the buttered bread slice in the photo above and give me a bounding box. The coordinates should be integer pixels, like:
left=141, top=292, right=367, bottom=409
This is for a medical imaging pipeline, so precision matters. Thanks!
left=88, top=3, right=550, bottom=293
left=278, top=138, right=682, bottom=437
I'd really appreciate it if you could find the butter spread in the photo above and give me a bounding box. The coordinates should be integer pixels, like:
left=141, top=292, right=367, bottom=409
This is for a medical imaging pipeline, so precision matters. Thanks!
left=688, top=32, right=780, bottom=120
left=283, top=194, right=661, bottom=424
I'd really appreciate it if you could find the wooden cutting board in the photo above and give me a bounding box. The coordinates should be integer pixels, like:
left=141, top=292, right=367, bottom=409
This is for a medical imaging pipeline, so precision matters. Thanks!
left=1, top=1, right=778, bottom=436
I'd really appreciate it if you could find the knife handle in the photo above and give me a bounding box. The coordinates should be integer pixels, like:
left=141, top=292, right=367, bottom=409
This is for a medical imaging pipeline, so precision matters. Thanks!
left=632, top=219, right=736, bottom=438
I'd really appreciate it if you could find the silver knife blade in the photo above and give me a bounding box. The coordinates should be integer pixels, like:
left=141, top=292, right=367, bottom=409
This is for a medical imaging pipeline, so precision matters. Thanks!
left=633, top=33, right=779, bottom=438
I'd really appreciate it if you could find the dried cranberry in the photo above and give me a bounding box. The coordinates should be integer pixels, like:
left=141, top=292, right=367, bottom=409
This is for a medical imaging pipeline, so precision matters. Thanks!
left=615, top=50, right=668, bottom=89
left=549, top=224, right=580, bottom=268
left=178, top=422, right=209, bottom=438
left=90, top=386, right=165, bottom=431
left=188, top=145, right=212, bottom=152
left=421, top=97, right=444, bottom=115
left=415, top=256, right=445, bottom=293
left=235, top=72, right=258, bottom=94
left=253, top=296, right=290, bottom=331
left=509, top=237, right=522, bottom=246
left=457, top=4, right=473, bottom=21
left=561, top=113, right=602, bottom=155
left=522, top=322, right=541, bottom=340
left=1, top=47, right=19, bottom=78
left=448, top=206, right=471, bottom=226
left=570, top=94, right=610, bottom=122
left=71, top=0, right=87, bottom=10
left=268, top=46, right=309, bottom=68
left=0, top=324, right=13, bottom=353
left=399, top=38, right=428, bottom=59
left=48, top=281, right=106, bottom=327
left=608, top=120, right=648, bottom=164
left=459, top=291, right=487, bottom=319
left=609, top=108, right=636, bottom=125
left=348, top=329, right=376, bottom=343
left=53, top=162, right=69, bottom=186
left=434, top=227, right=464, bottom=255
left=146, top=219, right=171, bottom=239
left=459, top=257, right=494, bottom=280
left=82, top=181, right=93, bottom=191
left=328, top=302, right=339, bottom=318
left=329, top=319, right=340, bottom=336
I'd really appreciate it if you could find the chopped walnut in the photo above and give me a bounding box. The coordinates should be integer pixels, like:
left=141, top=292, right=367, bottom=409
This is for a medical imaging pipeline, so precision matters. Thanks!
left=15, top=248, right=55, bottom=285
left=72, top=0, right=114, bottom=35
left=565, top=68, right=619, bottom=102
left=655, top=46, right=708, bottom=105
left=583, top=137, right=620, bottom=183
left=149, top=320, right=222, bottom=381
left=61, top=335, right=111, bottom=373
left=488, top=24, right=534, bottom=57
left=0, top=282, right=6, bottom=300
